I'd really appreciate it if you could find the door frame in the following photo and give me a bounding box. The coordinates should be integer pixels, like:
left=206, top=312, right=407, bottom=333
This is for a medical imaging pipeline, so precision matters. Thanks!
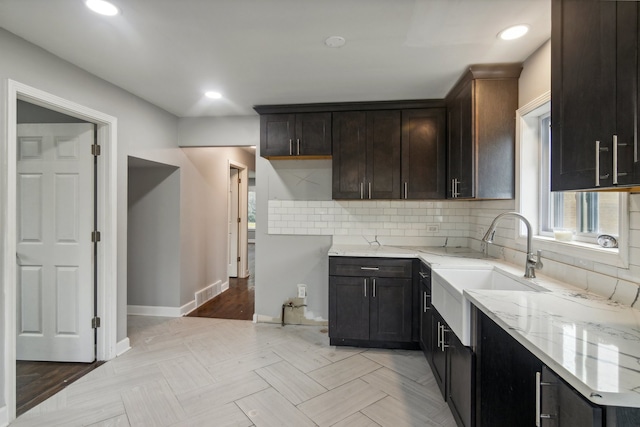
left=2, top=80, right=118, bottom=421
left=228, top=160, right=249, bottom=279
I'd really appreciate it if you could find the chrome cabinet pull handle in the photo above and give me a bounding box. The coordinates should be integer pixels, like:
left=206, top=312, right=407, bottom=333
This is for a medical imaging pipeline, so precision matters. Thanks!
left=289, top=139, right=293, bottom=156
left=360, top=266, right=379, bottom=271
left=363, top=278, right=367, bottom=297
left=372, top=278, right=376, bottom=297
left=613, top=135, right=618, bottom=185
left=360, top=182, right=364, bottom=199
left=368, top=182, right=372, bottom=199
left=296, top=138, right=301, bottom=156
left=404, top=182, right=408, bottom=199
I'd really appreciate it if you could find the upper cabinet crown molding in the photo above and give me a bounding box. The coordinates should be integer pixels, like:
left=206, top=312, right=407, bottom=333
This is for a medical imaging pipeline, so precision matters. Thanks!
left=253, top=99, right=446, bottom=115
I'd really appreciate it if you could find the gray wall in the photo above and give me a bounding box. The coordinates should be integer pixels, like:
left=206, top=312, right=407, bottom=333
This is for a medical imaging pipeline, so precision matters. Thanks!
left=0, top=28, right=257, bottom=413
left=255, top=158, right=333, bottom=319
left=127, top=159, right=181, bottom=307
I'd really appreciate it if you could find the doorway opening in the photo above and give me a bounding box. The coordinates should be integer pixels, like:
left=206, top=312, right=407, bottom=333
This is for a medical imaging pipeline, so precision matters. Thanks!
left=187, top=147, right=255, bottom=321
left=4, top=80, right=118, bottom=423
left=15, top=101, right=103, bottom=415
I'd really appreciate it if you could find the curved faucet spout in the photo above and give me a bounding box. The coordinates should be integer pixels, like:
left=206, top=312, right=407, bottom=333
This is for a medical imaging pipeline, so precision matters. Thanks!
left=482, top=212, right=541, bottom=278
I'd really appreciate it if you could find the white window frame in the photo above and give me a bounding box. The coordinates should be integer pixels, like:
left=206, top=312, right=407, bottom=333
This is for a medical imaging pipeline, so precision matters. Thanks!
left=516, top=91, right=629, bottom=268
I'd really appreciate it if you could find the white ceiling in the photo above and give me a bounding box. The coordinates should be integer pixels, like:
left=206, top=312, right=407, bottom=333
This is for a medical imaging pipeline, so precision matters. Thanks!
left=0, top=0, right=551, bottom=117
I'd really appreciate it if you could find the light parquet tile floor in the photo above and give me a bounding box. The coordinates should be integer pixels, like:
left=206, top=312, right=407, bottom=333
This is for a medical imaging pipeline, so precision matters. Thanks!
left=12, top=316, right=457, bottom=427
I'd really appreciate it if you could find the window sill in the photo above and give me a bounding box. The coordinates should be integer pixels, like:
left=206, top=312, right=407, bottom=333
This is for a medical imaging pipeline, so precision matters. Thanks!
left=531, top=235, right=627, bottom=268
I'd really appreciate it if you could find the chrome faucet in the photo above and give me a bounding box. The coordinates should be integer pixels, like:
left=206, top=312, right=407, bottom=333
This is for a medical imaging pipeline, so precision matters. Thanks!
left=482, top=212, right=543, bottom=278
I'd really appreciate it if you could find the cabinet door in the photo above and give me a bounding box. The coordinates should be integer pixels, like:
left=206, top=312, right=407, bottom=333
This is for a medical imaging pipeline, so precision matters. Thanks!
left=332, top=111, right=367, bottom=199
left=260, top=114, right=296, bottom=157
left=447, top=82, right=474, bottom=198
left=475, top=308, right=543, bottom=426
left=447, top=331, right=474, bottom=427
left=540, top=366, right=602, bottom=427
left=329, top=276, right=369, bottom=341
left=295, top=112, right=332, bottom=156
left=369, top=277, right=412, bottom=342
left=616, top=3, right=640, bottom=186
left=419, top=279, right=433, bottom=358
left=366, top=110, right=401, bottom=199
left=431, top=309, right=447, bottom=398
left=551, top=0, right=616, bottom=190
left=401, top=109, right=446, bottom=199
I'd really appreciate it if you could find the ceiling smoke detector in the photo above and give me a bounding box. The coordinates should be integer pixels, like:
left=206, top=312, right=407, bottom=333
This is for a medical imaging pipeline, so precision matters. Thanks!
left=324, top=36, right=346, bottom=48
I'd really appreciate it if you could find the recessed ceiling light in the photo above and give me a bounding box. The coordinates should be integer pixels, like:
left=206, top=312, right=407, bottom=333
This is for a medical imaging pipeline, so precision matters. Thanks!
left=498, top=25, right=529, bottom=41
left=85, top=0, right=119, bottom=16
left=325, top=36, right=346, bottom=48
left=205, top=91, right=223, bottom=99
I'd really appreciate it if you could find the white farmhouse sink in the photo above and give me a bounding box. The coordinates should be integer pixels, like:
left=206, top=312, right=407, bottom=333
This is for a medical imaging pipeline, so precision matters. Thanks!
left=431, top=267, right=546, bottom=346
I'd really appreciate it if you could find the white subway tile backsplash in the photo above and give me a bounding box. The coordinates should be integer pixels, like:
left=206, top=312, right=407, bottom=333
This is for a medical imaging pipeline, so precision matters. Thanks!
left=267, top=196, right=640, bottom=306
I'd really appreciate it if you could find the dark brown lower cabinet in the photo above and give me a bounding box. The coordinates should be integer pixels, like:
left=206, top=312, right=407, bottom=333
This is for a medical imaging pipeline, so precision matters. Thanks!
left=448, top=331, right=474, bottom=427
left=474, top=307, right=640, bottom=427
left=328, top=257, right=417, bottom=348
left=430, top=307, right=474, bottom=427
left=540, top=366, right=602, bottom=427
left=431, top=309, right=448, bottom=397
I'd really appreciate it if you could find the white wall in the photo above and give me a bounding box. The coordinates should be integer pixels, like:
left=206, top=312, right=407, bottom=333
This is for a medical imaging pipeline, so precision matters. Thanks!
left=519, top=40, right=551, bottom=108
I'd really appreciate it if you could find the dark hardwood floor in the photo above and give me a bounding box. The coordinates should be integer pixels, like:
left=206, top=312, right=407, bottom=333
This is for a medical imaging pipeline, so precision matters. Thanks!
left=16, top=359, right=103, bottom=416
left=188, top=243, right=255, bottom=321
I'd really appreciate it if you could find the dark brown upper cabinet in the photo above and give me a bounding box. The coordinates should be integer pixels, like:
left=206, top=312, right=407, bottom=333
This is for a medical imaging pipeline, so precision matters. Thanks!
left=332, top=110, right=401, bottom=199
left=259, top=112, right=331, bottom=159
left=446, top=64, right=522, bottom=199
left=551, top=0, right=640, bottom=191
left=402, top=109, right=447, bottom=199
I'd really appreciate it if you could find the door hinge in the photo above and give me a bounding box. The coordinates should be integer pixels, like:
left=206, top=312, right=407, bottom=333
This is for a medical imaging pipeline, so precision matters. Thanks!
left=237, top=217, right=241, bottom=223
left=92, top=317, right=101, bottom=328
left=238, top=178, right=241, bottom=183
left=91, top=144, right=101, bottom=156
left=237, top=256, right=241, bottom=262
left=92, top=231, right=101, bottom=242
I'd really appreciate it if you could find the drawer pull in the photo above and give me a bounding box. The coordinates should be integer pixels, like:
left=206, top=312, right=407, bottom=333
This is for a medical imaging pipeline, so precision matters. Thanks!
left=419, top=271, right=430, bottom=279
left=363, top=278, right=367, bottom=297
left=360, top=266, right=379, bottom=271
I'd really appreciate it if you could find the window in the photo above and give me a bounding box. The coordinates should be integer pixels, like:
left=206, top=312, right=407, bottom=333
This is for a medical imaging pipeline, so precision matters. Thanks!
left=538, top=113, right=620, bottom=243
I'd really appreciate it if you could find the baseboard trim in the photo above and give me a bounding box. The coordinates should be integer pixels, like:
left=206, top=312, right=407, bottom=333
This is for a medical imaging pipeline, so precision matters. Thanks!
left=116, top=337, right=131, bottom=356
left=127, top=302, right=195, bottom=318
left=0, top=404, right=8, bottom=427
left=221, top=280, right=229, bottom=292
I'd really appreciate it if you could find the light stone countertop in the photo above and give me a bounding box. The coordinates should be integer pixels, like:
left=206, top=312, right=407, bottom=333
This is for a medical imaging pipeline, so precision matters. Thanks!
left=329, top=244, right=640, bottom=408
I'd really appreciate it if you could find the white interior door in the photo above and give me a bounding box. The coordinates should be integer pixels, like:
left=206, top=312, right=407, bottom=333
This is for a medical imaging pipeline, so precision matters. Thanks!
left=228, top=168, right=239, bottom=278
left=16, top=123, right=95, bottom=362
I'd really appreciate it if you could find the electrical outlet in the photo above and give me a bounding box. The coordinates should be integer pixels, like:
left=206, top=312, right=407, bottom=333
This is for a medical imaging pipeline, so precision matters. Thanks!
left=297, top=284, right=306, bottom=298
left=426, top=224, right=439, bottom=232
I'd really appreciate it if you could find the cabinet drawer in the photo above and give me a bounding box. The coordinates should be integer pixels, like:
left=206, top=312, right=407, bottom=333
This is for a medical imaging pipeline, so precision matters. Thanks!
left=329, top=257, right=413, bottom=278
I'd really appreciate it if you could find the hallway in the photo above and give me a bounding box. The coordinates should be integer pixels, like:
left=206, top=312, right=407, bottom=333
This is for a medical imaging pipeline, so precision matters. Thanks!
left=187, top=243, right=255, bottom=320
